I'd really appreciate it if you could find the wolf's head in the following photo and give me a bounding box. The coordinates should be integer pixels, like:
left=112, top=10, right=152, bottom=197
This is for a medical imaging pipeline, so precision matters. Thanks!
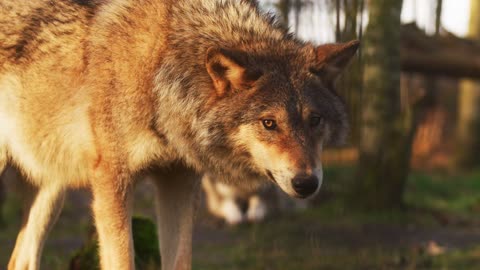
left=201, top=40, right=359, bottom=199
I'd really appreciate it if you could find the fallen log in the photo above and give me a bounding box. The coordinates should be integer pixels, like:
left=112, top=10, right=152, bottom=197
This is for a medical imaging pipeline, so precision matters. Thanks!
left=401, top=23, right=480, bottom=79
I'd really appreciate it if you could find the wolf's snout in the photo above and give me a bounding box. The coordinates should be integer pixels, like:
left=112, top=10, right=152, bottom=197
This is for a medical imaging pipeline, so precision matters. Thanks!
left=291, top=174, right=319, bottom=198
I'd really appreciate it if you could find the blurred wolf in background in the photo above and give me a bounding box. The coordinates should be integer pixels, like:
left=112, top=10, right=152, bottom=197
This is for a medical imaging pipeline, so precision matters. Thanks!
left=202, top=174, right=307, bottom=225
left=203, top=174, right=269, bottom=225
left=0, top=0, right=358, bottom=269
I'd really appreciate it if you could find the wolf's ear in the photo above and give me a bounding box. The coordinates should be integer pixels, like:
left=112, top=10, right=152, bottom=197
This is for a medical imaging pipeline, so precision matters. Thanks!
left=311, top=40, right=360, bottom=83
left=206, top=48, right=263, bottom=97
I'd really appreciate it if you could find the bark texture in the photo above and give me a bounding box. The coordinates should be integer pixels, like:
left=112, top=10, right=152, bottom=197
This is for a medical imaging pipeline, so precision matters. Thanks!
left=353, top=0, right=408, bottom=209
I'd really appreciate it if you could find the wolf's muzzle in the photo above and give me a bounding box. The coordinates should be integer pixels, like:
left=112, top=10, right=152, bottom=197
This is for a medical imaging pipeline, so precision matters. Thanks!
left=292, top=174, right=319, bottom=198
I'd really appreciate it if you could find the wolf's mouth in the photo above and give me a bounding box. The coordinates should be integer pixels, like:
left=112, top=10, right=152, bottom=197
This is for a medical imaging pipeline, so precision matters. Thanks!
left=265, top=170, right=276, bottom=183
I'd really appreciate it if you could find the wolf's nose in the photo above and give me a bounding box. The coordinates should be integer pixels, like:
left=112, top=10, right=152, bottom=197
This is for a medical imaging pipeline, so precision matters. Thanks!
left=292, top=174, right=318, bottom=198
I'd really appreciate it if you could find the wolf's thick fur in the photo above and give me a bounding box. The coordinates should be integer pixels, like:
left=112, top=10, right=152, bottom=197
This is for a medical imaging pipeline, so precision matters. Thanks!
left=0, top=0, right=358, bottom=269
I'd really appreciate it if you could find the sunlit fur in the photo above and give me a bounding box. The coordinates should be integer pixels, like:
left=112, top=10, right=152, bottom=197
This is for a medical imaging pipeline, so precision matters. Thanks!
left=0, top=0, right=356, bottom=269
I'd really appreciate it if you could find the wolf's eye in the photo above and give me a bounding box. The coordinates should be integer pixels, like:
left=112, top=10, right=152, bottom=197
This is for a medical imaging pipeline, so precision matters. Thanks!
left=310, top=116, right=323, bottom=128
left=262, top=119, right=277, bottom=130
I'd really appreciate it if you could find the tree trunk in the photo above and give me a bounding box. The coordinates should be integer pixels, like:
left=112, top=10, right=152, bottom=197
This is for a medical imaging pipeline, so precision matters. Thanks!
left=435, top=0, right=443, bottom=35
left=335, top=0, right=341, bottom=42
left=352, top=0, right=408, bottom=210
left=419, top=0, right=443, bottom=164
left=0, top=174, right=4, bottom=227
left=342, top=0, right=358, bottom=40
left=276, top=0, right=291, bottom=29
left=336, top=0, right=362, bottom=145
left=456, top=0, right=480, bottom=169
left=292, top=0, right=303, bottom=34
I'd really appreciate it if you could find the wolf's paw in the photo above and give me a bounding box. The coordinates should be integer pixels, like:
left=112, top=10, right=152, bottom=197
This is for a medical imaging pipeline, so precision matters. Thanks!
left=246, top=195, right=267, bottom=223
left=220, top=199, right=244, bottom=225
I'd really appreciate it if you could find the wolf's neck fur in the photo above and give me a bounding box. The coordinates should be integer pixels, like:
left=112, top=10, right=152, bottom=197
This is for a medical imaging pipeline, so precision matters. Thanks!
left=150, top=0, right=290, bottom=177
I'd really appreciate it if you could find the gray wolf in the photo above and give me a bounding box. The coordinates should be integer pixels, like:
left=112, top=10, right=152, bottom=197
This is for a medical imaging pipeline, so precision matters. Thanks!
left=202, top=174, right=307, bottom=225
left=0, top=0, right=358, bottom=269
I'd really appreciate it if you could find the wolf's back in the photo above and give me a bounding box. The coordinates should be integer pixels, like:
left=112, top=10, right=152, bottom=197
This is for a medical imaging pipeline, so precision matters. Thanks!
left=167, top=0, right=289, bottom=52
left=0, top=0, right=93, bottom=70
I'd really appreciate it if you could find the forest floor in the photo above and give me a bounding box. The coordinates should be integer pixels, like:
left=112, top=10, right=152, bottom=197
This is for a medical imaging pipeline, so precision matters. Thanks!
left=1, top=166, right=480, bottom=269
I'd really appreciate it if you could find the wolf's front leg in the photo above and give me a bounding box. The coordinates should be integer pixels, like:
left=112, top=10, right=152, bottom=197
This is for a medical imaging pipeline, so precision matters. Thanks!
left=91, top=168, right=135, bottom=270
left=151, top=167, right=199, bottom=270
left=8, top=181, right=65, bottom=270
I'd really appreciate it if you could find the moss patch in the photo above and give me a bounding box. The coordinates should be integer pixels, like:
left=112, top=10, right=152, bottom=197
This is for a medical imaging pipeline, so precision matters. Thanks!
left=69, top=216, right=160, bottom=270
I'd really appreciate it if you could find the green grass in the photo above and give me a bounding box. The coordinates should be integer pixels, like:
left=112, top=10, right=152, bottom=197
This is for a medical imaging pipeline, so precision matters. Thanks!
left=405, top=170, right=480, bottom=215
left=429, top=245, right=480, bottom=269
left=321, top=166, right=480, bottom=221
